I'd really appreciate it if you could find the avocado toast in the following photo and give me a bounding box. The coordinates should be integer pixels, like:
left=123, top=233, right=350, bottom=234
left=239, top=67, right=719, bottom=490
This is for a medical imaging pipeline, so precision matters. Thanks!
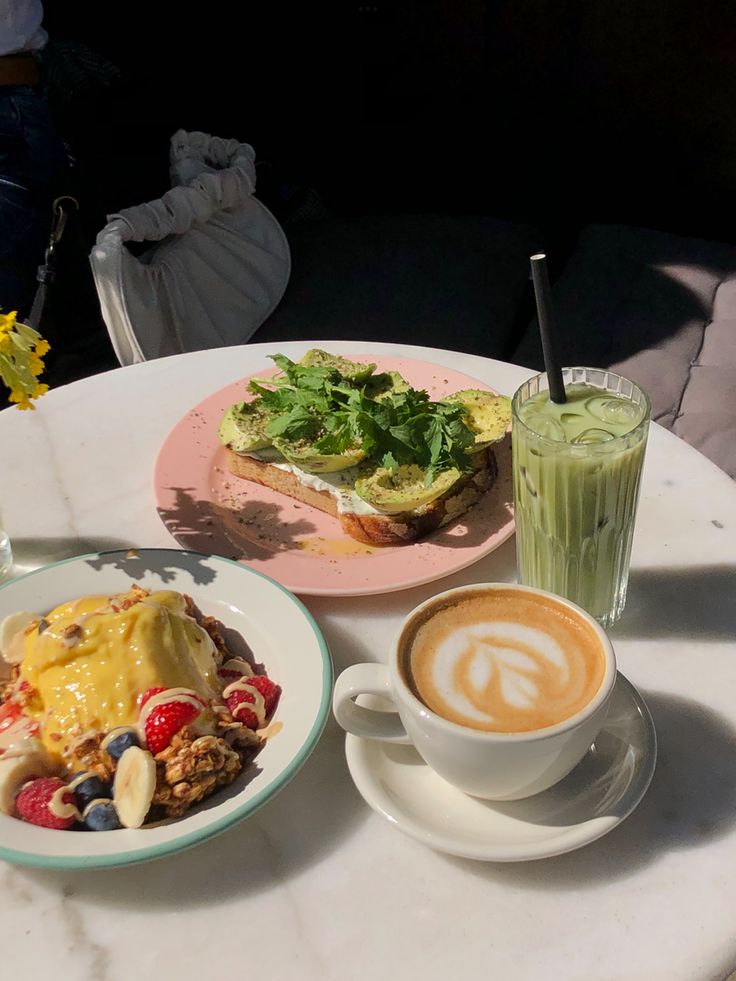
left=217, top=350, right=511, bottom=546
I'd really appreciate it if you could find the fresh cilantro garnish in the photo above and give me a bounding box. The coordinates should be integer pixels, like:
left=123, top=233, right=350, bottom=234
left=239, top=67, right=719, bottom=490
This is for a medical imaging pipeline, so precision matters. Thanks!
left=244, top=354, right=476, bottom=481
left=356, top=389, right=475, bottom=481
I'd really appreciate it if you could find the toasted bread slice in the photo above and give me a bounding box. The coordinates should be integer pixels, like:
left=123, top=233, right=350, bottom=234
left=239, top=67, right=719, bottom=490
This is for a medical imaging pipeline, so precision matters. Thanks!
left=223, top=442, right=503, bottom=546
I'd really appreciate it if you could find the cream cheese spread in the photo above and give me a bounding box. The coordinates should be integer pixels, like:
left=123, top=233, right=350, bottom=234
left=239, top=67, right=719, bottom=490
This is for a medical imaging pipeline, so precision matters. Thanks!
left=245, top=448, right=380, bottom=516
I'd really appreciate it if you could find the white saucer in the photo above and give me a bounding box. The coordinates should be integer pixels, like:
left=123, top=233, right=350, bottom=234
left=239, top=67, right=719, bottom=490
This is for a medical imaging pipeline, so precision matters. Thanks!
left=345, top=672, right=656, bottom=862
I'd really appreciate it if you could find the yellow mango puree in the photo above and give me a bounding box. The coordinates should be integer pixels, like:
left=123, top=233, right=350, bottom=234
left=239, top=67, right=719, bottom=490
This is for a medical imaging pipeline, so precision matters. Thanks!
left=19, top=590, right=220, bottom=760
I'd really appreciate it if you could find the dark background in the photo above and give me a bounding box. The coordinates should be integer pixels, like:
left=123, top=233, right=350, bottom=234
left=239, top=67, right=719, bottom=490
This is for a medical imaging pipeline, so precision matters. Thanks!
left=42, top=0, right=736, bottom=245
left=32, top=0, right=736, bottom=384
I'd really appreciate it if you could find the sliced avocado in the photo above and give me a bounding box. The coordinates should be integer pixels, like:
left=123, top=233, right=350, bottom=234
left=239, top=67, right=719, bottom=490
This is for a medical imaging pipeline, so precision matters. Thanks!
left=354, top=464, right=462, bottom=514
left=299, top=349, right=377, bottom=383
left=444, top=390, right=511, bottom=448
left=363, top=370, right=411, bottom=401
left=272, top=436, right=368, bottom=474
left=218, top=401, right=273, bottom=452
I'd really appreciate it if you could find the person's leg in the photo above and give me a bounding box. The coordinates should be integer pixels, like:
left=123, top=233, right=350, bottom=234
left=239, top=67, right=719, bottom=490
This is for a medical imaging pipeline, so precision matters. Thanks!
left=0, top=86, right=69, bottom=319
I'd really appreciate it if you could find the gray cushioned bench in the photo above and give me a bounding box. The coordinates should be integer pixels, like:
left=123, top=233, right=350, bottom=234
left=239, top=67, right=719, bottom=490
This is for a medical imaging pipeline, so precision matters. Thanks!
left=256, top=216, right=736, bottom=480
left=254, top=213, right=542, bottom=359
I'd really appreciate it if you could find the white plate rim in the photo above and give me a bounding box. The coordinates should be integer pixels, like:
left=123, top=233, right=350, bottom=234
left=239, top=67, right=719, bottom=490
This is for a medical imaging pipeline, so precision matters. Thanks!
left=344, top=672, right=657, bottom=862
left=0, top=548, right=333, bottom=870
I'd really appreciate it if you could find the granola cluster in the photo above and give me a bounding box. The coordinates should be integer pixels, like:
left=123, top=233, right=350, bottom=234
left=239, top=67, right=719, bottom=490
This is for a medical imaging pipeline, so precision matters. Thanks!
left=61, top=719, right=263, bottom=820
left=154, top=729, right=245, bottom=818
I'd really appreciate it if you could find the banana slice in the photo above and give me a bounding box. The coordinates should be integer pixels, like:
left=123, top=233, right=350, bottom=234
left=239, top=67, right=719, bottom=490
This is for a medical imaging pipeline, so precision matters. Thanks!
left=113, top=745, right=156, bottom=829
left=0, top=751, right=53, bottom=815
left=0, top=611, right=36, bottom=664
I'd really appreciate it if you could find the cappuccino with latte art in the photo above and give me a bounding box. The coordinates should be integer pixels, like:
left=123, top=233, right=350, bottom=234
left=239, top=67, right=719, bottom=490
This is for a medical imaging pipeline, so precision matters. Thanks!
left=400, top=588, right=605, bottom=733
left=333, top=582, right=617, bottom=800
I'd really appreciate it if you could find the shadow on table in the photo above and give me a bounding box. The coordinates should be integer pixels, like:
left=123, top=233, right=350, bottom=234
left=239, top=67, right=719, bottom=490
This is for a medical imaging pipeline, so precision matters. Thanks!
left=4, top=536, right=135, bottom=576
left=1, top=539, right=237, bottom=588
left=300, top=535, right=519, bottom=673
left=83, top=548, right=220, bottom=586
left=157, top=471, right=514, bottom=562
left=612, top=564, right=736, bottom=641
left=20, top=716, right=369, bottom=908
left=447, top=688, right=736, bottom=889
left=157, top=485, right=319, bottom=561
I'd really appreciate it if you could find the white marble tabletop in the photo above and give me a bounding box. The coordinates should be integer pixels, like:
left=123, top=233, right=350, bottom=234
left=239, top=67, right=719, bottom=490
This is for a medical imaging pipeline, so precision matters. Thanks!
left=1, top=340, right=736, bottom=981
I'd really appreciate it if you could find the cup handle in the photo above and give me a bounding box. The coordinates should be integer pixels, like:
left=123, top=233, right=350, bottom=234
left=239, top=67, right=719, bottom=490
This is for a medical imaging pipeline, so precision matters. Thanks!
left=332, top=663, right=411, bottom=744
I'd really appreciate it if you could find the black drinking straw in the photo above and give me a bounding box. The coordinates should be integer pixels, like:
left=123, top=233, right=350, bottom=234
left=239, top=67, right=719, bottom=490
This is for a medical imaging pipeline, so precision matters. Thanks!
left=530, top=253, right=567, bottom=404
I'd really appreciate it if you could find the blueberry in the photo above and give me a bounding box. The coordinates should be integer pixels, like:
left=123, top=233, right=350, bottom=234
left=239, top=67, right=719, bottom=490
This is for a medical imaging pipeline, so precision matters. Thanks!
left=71, top=772, right=110, bottom=809
left=104, top=727, right=140, bottom=761
left=83, top=800, right=122, bottom=831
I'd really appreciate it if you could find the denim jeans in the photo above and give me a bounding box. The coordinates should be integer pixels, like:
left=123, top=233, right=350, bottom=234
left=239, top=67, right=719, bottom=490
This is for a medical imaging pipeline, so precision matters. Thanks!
left=0, top=85, right=69, bottom=318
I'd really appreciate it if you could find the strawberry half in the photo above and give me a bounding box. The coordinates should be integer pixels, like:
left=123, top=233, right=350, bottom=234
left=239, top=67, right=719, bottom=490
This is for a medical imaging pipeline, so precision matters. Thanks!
left=139, top=686, right=167, bottom=709
left=0, top=699, right=23, bottom=734
left=15, top=776, right=77, bottom=830
left=245, top=675, right=281, bottom=718
left=225, top=675, right=281, bottom=730
left=225, top=689, right=259, bottom=730
left=141, top=690, right=205, bottom=755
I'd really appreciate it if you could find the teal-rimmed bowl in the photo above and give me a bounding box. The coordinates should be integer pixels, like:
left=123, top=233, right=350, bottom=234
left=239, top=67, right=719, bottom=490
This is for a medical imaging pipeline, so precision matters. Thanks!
left=0, top=548, right=332, bottom=869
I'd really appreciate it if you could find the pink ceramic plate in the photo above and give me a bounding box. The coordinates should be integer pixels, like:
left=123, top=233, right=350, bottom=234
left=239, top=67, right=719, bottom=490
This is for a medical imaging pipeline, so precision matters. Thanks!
left=154, top=355, right=514, bottom=596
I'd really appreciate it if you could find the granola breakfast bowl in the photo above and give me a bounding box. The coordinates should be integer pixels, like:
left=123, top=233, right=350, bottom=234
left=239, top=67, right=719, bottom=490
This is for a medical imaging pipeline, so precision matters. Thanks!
left=0, top=548, right=332, bottom=869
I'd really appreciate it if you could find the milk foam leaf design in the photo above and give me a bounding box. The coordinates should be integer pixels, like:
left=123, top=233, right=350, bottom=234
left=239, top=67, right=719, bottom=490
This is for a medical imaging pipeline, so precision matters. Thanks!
left=425, top=620, right=597, bottom=732
left=459, top=637, right=548, bottom=718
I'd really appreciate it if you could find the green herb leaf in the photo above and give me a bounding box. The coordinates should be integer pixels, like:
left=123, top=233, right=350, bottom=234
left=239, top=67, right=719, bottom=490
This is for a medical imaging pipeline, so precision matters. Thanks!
left=239, top=352, right=477, bottom=475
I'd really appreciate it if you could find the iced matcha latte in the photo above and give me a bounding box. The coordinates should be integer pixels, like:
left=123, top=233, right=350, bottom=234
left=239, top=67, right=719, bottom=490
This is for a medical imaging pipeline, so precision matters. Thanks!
left=512, top=368, right=650, bottom=627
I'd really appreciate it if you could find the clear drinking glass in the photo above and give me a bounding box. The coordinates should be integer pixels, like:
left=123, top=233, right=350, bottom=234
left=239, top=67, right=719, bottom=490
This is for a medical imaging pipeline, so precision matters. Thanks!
left=512, top=367, right=651, bottom=628
left=0, top=506, right=12, bottom=579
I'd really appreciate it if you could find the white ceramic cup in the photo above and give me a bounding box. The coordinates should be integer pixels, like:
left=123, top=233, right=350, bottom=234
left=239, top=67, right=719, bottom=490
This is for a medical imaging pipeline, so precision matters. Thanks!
left=332, top=583, right=617, bottom=800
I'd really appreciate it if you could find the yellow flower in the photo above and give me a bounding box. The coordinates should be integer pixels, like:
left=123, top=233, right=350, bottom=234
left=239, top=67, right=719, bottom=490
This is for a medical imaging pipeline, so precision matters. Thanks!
left=0, top=311, right=50, bottom=410
left=0, top=310, right=17, bottom=335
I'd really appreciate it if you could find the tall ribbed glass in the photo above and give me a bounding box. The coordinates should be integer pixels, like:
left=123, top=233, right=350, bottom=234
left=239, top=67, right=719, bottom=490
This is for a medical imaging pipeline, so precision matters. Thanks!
left=512, top=368, right=650, bottom=628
